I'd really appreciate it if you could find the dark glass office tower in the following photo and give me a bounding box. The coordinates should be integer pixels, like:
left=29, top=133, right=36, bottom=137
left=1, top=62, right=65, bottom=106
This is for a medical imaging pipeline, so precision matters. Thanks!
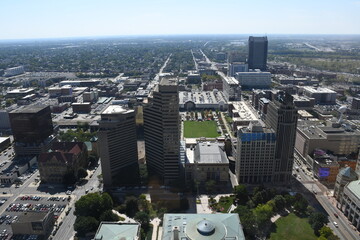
left=265, top=92, right=298, bottom=183
left=248, top=36, right=268, bottom=71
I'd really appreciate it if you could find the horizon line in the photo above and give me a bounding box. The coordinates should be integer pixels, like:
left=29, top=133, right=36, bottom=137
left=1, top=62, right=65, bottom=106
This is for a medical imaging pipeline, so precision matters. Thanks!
left=1, top=33, right=360, bottom=42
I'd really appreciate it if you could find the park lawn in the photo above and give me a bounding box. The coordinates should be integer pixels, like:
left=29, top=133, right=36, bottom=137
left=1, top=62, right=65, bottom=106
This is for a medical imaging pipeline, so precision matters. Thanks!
left=218, top=196, right=234, bottom=213
left=269, top=213, right=317, bottom=240
left=184, top=121, right=220, bottom=138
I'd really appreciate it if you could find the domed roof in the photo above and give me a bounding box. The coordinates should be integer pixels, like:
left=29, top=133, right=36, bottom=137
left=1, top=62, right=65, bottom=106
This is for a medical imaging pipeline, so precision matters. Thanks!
left=197, top=219, right=215, bottom=235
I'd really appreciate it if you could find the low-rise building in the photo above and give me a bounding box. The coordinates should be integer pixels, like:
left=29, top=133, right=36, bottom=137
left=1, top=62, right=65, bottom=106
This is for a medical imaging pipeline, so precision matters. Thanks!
left=302, top=86, right=336, bottom=105
left=339, top=180, right=360, bottom=231
left=0, top=137, right=10, bottom=152
left=185, top=141, right=229, bottom=185
left=334, top=167, right=358, bottom=201
left=228, top=101, right=260, bottom=132
left=235, top=70, right=271, bottom=89
left=38, top=142, right=87, bottom=183
left=6, top=88, right=35, bottom=99
left=162, top=213, right=245, bottom=240
left=179, top=91, right=227, bottom=111
left=11, top=212, right=54, bottom=238
left=295, top=121, right=360, bottom=167
left=94, top=222, right=141, bottom=240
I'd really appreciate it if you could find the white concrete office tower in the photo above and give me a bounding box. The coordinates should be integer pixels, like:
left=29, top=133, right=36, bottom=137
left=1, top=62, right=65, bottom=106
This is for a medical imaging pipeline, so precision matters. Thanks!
left=144, top=78, right=180, bottom=184
left=98, top=105, right=139, bottom=187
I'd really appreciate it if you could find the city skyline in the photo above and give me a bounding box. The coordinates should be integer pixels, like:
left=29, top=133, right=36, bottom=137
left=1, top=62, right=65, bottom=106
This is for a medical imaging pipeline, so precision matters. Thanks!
left=0, top=0, right=360, bottom=40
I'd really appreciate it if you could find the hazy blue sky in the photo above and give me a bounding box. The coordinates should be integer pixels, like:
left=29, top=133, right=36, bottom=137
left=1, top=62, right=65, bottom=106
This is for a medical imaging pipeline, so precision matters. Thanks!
left=1, top=0, right=359, bottom=39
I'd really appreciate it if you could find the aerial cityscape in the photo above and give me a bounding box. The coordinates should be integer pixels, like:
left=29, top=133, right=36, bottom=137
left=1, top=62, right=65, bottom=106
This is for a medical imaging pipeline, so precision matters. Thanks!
left=0, top=1, right=360, bottom=240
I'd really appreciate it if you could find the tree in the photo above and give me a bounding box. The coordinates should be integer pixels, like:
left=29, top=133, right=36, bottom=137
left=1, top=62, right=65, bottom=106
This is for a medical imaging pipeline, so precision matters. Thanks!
left=125, top=196, right=139, bottom=218
left=309, top=212, right=329, bottom=235
left=273, top=195, right=286, bottom=212
left=233, top=185, right=248, bottom=205
left=253, top=203, right=274, bottom=230
left=134, top=211, right=150, bottom=231
left=75, top=192, right=113, bottom=219
left=318, top=226, right=333, bottom=238
left=100, top=210, right=119, bottom=222
left=77, top=168, right=88, bottom=179
left=232, top=205, right=257, bottom=237
left=74, top=216, right=99, bottom=237
left=293, top=197, right=308, bottom=214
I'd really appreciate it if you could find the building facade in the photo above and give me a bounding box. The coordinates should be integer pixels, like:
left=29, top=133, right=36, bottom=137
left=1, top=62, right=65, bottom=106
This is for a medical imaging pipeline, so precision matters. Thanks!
left=38, top=142, right=87, bottom=183
left=185, top=141, right=229, bottom=185
left=236, top=122, right=276, bottom=184
left=334, top=167, right=358, bottom=201
left=248, top=36, right=268, bottom=71
left=9, top=105, right=54, bottom=156
left=98, top=105, right=139, bottom=187
left=265, top=93, right=298, bottom=183
left=235, top=71, right=271, bottom=89
left=339, top=180, right=360, bottom=231
left=144, top=78, right=180, bottom=184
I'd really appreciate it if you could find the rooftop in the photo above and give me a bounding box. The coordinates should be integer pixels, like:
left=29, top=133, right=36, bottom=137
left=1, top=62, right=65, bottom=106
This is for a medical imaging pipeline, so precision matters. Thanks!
left=94, top=222, right=140, bottom=240
left=162, top=213, right=245, bottom=240
left=179, top=91, right=227, bottom=105
left=16, top=212, right=49, bottom=223
left=193, top=142, right=228, bottom=164
left=303, top=86, right=336, bottom=94
left=10, top=104, right=49, bottom=114
left=346, top=180, right=360, bottom=200
left=101, top=105, right=133, bottom=115
left=230, top=101, right=259, bottom=123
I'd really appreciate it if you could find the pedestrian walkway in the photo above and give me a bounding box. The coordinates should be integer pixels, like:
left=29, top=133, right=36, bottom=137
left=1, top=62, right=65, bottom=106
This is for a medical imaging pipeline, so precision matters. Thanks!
left=150, top=218, right=160, bottom=240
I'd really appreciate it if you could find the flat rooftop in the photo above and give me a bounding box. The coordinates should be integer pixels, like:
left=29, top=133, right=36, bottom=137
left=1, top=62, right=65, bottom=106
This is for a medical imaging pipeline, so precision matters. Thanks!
left=303, top=86, right=336, bottom=94
left=101, top=105, right=133, bottom=115
left=17, top=212, right=48, bottom=223
left=179, top=91, right=227, bottom=105
left=160, top=78, right=178, bottom=86
left=346, top=180, right=360, bottom=199
left=10, top=105, right=48, bottom=114
left=230, top=101, right=259, bottom=122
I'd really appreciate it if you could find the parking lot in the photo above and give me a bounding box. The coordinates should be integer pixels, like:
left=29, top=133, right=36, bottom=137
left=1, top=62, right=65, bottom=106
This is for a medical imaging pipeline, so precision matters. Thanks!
left=0, top=194, right=70, bottom=239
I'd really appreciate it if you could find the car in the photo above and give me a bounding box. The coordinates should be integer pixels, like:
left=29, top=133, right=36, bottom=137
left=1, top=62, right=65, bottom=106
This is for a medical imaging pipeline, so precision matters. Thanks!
left=2, top=192, right=6, bottom=194
left=66, top=190, right=71, bottom=195
left=333, top=221, right=338, bottom=228
left=334, top=213, right=338, bottom=218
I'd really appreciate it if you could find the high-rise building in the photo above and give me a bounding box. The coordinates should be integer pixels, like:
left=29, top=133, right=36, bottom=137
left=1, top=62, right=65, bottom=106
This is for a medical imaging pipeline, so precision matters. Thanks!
left=9, top=105, right=54, bottom=156
left=265, top=92, right=298, bottom=183
left=236, top=122, right=276, bottom=184
left=98, top=105, right=139, bottom=187
left=9, top=105, right=53, bottom=144
left=248, top=36, right=268, bottom=71
left=144, top=78, right=180, bottom=184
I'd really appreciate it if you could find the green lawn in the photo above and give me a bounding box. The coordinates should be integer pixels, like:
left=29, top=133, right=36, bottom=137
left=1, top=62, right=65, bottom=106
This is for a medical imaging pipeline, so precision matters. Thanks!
left=269, top=213, right=317, bottom=240
left=218, top=196, right=234, bottom=213
left=183, top=121, right=220, bottom=138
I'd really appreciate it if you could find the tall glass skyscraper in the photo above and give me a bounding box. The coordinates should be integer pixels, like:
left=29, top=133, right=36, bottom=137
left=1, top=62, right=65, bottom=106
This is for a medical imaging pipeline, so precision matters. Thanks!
left=248, top=36, right=268, bottom=71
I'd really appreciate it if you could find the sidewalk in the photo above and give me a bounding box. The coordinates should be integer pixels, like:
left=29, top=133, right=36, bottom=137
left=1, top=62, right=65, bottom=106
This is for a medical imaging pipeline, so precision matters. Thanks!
left=150, top=218, right=161, bottom=240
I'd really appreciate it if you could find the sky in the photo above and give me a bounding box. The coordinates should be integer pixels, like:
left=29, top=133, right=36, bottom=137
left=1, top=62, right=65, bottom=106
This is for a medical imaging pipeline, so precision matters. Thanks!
left=0, top=0, right=359, bottom=40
